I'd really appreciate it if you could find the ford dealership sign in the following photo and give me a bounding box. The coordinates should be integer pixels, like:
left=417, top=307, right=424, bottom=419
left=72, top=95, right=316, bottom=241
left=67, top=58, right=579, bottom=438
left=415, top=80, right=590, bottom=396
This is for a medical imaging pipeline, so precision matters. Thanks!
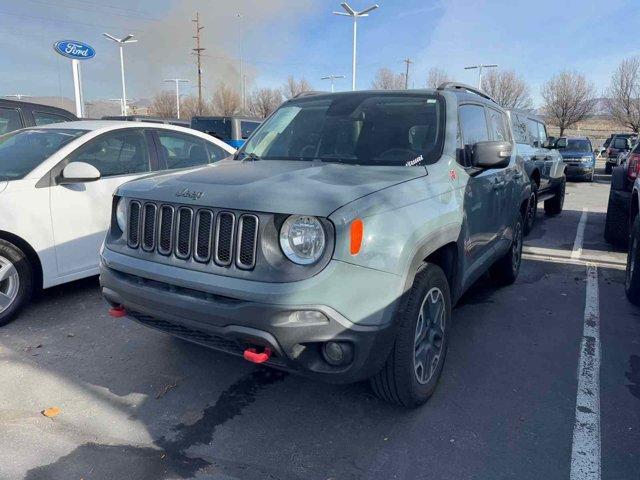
left=53, top=40, right=95, bottom=60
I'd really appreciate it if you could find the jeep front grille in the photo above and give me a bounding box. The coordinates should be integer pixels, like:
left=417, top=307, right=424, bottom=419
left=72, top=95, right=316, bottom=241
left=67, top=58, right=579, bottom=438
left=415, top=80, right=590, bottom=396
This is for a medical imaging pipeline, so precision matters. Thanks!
left=125, top=200, right=259, bottom=270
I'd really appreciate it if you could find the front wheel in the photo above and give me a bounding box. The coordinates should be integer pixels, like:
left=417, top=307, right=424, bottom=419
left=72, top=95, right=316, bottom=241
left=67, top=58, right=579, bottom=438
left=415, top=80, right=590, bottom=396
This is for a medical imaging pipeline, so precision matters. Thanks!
left=544, top=178, right=565, bottom=216
left=490, top=218, right=523, bottom=286
left=605, top=163, right=613, bottom=174
left=370, top=263, right=451, bottom=408
left=626, top=217, right=640, bottom=306
left=0, top=239, right=33, bottom=327
left=523, top=185, right=538, bottom=236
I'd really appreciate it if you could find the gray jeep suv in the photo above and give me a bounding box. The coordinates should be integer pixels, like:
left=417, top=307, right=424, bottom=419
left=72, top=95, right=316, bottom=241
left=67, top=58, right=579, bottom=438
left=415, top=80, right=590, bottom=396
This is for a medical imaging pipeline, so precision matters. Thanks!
left=100, top=84, right=530, bottom=407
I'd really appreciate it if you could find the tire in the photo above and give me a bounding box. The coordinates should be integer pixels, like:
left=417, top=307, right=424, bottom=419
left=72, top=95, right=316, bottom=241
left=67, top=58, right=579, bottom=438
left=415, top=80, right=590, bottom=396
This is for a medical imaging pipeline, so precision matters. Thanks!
left=523, top=184, right=538, bottom=236
left=0, top=239, right=33, bottom=327
left=490, top=218, right=524, bottom=286
left=544, top=177, right=565, bottom=216
left=605, top=163, right=613, bottom=174
left=625, top=216, right=640, bottom=306
left=370, top=263, right=451, bottom=408
left=604, top=188, right=629, bottom=247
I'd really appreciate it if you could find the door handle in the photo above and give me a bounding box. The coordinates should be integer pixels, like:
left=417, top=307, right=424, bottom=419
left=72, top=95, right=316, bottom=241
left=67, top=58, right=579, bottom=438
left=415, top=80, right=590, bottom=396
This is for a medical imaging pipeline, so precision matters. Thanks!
left=493, top=180, right=506, bottom=190
left=514, top=172, right=523, bottom=179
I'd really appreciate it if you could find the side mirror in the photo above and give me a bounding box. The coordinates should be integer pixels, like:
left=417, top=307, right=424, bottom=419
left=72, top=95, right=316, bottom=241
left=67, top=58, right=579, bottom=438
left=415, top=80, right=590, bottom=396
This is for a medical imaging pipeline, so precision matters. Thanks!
left=472, top=141, right=512, bottom=169
left=59, top=161, right=101, bottom=184
left=543, top=136, right=556, bottom=149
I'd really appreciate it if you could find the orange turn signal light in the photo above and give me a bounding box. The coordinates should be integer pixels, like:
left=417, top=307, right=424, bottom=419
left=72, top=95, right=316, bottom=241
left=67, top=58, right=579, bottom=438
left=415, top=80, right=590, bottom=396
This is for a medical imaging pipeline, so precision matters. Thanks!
left=350, top=219, right=364, bottom=255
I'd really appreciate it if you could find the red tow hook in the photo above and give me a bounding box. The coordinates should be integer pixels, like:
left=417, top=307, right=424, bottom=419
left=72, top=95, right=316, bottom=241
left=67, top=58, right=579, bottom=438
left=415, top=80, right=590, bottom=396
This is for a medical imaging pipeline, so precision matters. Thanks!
left=108, top=305, right=127, bottom=318
left=243, top=346, right=272, bottom=364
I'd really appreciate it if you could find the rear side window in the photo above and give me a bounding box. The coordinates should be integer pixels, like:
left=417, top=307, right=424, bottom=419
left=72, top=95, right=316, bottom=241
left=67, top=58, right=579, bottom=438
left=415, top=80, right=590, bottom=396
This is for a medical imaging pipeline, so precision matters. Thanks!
left=526, top=119, right=541, bottom=147
left=487, top=108, right=510, bottom=142
left=157, top=130, right=213, bottom=169
left=459, top=104, right=489, bottom=146
left=33, top=111, right=71, bottom=126
left=67, top=129, right=150, bottom=177
left=240, top=121, right=260, bottom=140
left=512, top=114, right=528, bottom=144
left=536, top=122, right=548, bottom=144
left=0, top=107, right=22, bottom=134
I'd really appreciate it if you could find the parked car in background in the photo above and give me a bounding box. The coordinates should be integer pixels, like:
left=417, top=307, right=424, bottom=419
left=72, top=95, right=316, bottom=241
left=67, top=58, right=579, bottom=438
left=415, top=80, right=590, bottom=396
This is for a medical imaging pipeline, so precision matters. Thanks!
left=0, top=98, right=76, bottom=135
left=555, top=136, right=596, bottom=182
left=626, top=178, right=640, bottom=305
left=605, top=133, right=636, bottom=173
left=604, top=140, right=640, bottom=246
left=508, top=110, right=566, bottom=234
left=0, top=121, right=234, bottom=326
left=100, top=84, right=530, bottom=407
left=191, top=116, right=262, bottom=148
left=102, top=115, right=190, bottom=127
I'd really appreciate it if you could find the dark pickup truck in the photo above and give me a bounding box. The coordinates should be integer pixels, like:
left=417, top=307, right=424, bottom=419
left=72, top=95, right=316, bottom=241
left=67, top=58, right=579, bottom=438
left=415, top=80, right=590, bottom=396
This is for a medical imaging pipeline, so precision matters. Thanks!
left=0, top=99, right=76, bottom=135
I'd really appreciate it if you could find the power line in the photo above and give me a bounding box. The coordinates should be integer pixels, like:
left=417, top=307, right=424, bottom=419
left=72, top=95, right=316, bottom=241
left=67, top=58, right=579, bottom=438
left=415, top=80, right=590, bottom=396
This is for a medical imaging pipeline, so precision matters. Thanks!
left=0, top=9, right=146, bottom=32
left=23, top=0, right=160, bottom=22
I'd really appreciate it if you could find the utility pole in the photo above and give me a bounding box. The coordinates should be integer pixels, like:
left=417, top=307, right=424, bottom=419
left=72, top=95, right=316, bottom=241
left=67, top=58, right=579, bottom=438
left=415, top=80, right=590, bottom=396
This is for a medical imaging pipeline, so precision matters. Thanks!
left=164, top=79, right=189, bottom=119
left=321, top=74, right=345, bottom=93
left=464, top=64, right=498, bottom=90
left=192, top=12, right=205, bottom=114
left=403, top=58, right=413, bottom=90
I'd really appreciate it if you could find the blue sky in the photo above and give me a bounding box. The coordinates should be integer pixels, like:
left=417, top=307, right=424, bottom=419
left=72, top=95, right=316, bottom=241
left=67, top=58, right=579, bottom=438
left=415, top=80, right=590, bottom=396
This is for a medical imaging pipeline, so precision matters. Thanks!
left=1, top=0, right=639, bottom=107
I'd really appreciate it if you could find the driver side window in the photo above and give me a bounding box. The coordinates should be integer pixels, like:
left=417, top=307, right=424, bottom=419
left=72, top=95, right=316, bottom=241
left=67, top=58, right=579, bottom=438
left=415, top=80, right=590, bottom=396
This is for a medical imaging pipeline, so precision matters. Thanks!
left=66, top=129, right=150, bottom=177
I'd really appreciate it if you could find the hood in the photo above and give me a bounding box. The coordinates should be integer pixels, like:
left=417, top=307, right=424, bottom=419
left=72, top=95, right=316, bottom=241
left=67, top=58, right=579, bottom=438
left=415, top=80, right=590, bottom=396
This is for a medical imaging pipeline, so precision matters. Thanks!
left=117, top=159, right=428, bottom=217
left=560, top=150, right=591, bottom=159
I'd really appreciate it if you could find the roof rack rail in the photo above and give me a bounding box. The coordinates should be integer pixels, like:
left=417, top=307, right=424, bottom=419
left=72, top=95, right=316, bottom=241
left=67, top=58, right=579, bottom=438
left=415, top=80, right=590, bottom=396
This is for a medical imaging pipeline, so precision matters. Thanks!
left=293, top=90, right=329, bottom=98
left=436, top=82, right=496, bottom=103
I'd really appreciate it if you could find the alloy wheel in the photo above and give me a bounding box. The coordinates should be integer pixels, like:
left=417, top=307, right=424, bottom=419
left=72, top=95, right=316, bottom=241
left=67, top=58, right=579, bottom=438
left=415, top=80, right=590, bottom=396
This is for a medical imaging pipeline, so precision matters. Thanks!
left=413, top=287, right=446, bottom=385
left=0, top=255, right=19, bottom=314
left=527, top=192, right=537, bottom=228
left=512, top=222, right=523, bottom=274
left=627, top=229, right=638, bottom=291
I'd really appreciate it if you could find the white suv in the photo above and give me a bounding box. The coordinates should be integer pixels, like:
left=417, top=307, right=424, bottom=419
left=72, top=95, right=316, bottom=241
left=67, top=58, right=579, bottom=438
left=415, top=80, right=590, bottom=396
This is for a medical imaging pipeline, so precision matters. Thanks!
left=0, top=121, right=234, bottom=325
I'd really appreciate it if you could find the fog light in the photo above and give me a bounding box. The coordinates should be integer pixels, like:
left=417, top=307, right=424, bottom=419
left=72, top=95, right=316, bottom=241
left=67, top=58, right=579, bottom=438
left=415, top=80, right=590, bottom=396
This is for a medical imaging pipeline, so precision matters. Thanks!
left=286, top=310, right=329, bottom=325
left=322, top=341, right=353, bottom=366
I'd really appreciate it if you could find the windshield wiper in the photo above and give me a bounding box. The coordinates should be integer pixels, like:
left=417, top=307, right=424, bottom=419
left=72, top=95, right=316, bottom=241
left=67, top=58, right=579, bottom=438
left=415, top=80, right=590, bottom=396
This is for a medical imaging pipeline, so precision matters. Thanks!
left=235, top=152, right=261, bottom=162
left=314, top=154, right=358, bottom=164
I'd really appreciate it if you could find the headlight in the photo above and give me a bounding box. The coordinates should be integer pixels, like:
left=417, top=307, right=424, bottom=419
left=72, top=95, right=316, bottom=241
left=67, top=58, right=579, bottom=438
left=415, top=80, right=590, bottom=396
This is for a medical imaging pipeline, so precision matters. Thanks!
left=279, top=215, right=326, bottom=265
left=115, top=197, right=127, bottom=233
left=581, top=156, right=592, bottom=163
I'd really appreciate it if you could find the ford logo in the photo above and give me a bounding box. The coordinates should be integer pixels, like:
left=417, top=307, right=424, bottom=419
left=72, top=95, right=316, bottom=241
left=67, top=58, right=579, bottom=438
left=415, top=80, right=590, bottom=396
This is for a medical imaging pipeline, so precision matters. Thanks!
left=53, top=40, right=96, bottom=60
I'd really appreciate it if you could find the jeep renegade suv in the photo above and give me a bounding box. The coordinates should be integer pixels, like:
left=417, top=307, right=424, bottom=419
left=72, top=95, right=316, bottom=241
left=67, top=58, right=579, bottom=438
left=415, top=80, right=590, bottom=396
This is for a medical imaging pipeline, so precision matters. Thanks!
left=100, top=84, right=530, bottom=407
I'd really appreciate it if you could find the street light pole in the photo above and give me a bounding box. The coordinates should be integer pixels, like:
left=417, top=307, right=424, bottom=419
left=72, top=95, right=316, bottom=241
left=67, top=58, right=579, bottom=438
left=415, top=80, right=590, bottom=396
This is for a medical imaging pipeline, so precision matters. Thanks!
left=321, top=74, right=346, bottom=93
left=164, top=79, right=190, bottom=119
left=464, top=64, right=498, bottom=90
left=103, top=33, right=138, bottom=116
left=333, top=3, right=379, bottom=91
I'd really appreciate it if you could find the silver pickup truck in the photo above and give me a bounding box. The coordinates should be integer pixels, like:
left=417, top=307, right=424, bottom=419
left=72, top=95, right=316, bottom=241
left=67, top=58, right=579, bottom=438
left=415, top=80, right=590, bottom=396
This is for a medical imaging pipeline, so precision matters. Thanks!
left=100, top=84, right=530, bottom=407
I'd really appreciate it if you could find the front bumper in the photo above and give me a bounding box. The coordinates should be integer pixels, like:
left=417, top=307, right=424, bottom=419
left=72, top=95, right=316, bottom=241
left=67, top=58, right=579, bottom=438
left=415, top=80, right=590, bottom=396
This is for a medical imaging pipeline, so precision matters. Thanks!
left=100, top=248, right=402, bottom=383
left=565, top=164, right=594, bottom=179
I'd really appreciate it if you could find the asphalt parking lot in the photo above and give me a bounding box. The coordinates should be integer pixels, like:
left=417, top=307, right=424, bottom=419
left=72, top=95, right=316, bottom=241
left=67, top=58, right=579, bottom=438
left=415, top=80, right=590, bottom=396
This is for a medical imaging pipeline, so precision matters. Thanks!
left=1, top=162, right=638, bottom=480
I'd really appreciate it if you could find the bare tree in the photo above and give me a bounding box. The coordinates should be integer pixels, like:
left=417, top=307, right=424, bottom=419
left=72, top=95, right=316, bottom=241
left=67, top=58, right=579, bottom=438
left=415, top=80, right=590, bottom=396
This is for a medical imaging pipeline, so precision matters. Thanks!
left=149, top=91, right=176, bottom=118
left=371, top=68, right=405, bottom=90
left=426, top=68, right=451, bottom=89
left=180, top=95, right=211, bottom=120
left=481, top=70, right=532, bottom=110
left=282, top=76, right=313, bottom=99
left=211, top=83, right=241, bottom=116
left=541, top=71, right=597, bottom=137
left=249, top=88, right=283, bottom=119
left=605, top=56, right=640, bottom=133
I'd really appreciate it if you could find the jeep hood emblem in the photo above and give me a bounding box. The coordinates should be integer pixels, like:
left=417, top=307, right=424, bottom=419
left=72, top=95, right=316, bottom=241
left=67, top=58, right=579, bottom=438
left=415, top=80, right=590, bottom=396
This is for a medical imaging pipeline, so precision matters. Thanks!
left=175, top=188, right=204, bottom=200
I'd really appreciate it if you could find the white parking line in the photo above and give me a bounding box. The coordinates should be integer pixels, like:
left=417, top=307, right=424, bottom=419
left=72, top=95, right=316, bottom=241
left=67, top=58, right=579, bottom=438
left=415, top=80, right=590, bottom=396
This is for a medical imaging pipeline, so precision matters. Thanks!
left=571, top=208, right=589, bottom=259
left=569, top=264, right=601, bottom=480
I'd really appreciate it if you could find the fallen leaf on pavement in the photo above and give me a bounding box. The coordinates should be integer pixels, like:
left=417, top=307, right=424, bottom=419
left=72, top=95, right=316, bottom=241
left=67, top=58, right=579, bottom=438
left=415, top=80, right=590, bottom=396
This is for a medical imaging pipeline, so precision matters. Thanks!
left=155, top=381, right=178, bottom=399
left=41, top=407, right=61, bottom=418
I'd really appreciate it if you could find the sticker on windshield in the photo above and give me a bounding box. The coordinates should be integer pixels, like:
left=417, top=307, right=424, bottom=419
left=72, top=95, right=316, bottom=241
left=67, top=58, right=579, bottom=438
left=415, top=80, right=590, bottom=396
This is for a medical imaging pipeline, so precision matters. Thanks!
left=406, top=155, right=423, bottom=166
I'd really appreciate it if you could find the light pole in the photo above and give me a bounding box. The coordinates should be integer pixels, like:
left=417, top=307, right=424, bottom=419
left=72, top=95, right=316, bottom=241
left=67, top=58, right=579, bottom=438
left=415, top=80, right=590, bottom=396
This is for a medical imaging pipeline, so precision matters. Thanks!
left=464, top=64, right=498, bottom=90
left=237, top=13, right=246, bottom=111
left=333, top=3, right=379, bottom=91
left=164, top=79, right=189, bottom=119
left=103, top=33, right=137, bottom=116
left=321, top=74, right=346, bottom=93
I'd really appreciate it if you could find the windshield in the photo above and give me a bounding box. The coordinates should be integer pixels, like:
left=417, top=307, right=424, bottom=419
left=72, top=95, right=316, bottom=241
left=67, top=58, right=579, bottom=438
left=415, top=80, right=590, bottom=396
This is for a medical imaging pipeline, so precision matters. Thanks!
left=191, top=118, right=233, bottom=140
left=0, top=128, right=87, bottom=180
left=238, top=93, right=444, bottom=166
left=559, top=139, right=590, bottom=152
